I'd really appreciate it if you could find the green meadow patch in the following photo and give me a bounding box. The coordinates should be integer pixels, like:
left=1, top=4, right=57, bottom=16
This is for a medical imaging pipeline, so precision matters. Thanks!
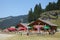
left=6, top=32, right=60, bottom=40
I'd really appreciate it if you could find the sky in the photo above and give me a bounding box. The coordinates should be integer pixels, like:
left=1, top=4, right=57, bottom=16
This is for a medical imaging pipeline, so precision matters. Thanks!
left=0, top=0, right=57, bottom=18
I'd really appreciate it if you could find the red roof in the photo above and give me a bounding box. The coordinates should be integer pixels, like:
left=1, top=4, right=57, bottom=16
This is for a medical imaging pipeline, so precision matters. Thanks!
left=17, top=24, right=25, bottom=27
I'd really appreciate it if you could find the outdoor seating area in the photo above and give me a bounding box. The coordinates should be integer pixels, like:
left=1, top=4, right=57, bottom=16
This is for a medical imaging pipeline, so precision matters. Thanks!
left=28, top=18, right=58, bottom=35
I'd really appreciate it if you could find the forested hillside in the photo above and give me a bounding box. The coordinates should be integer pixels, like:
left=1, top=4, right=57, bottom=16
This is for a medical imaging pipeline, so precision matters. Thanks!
left=28, top=0, right=60, bottom=22
left=0, top=15, right=28, bottom=29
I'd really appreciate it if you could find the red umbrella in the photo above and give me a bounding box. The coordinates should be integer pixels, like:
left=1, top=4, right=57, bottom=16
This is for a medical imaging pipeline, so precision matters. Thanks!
left=18, top=27, right=27, bottom=31
left=8, top=27, right=16, bottom=31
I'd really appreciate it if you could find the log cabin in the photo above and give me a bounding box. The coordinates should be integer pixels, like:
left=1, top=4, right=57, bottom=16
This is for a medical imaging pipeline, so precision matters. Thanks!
left=28, top=18, right=58, bottom=32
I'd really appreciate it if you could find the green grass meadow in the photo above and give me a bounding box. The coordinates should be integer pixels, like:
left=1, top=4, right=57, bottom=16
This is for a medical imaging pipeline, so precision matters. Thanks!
left=6, top=32, right=60, bottom=40
left=50, top=19, right=60, bottom=28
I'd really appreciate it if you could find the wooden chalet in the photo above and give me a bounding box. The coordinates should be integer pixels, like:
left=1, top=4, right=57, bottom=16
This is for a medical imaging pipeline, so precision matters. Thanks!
left=28, top=18, right=58, bottom=32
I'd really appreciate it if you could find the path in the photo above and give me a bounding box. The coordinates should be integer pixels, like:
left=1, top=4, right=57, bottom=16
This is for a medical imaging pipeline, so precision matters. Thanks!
left=0, top=34, right=15, bottom=40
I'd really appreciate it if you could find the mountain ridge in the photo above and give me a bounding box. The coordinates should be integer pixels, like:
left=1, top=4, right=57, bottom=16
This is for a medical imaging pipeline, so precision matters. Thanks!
left=0, top=15, right=28, bottom=29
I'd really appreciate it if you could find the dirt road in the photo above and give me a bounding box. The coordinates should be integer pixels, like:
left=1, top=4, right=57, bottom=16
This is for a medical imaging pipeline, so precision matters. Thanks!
left=0, top=34, right=15, bottom=40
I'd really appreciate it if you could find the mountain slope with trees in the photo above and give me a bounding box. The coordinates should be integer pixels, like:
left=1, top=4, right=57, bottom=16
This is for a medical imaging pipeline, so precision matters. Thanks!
left=0, top=15, right=28, bottom=29
left=0, top=0, right=60, bottom=29
left=28, top=0, right=60, bottom=22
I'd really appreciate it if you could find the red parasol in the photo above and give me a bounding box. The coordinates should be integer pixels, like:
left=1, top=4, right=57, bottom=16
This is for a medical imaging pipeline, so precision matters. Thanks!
left=18, top=27, right=27, bottom=31
left=8, top=27, right=16, bottom=31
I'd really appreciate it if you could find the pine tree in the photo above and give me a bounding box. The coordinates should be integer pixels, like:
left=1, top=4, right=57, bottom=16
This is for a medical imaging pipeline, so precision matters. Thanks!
left=52, top=2, right=57, bottom=10
left=33, top=4, right=39, bottom=21
left=38, top=3, right=43, bottom=17
left=28, top=8, right=33, bottom=23
left=45, top=2, right=57, bottom=11
left=33, top=3, right=42, bottom=21
left=57, top=0, right=60, bottom=10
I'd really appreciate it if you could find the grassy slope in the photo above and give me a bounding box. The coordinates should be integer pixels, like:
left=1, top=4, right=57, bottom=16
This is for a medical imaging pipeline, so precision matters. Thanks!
left=6, top=32, right=60, bottom=40
left=50, top=18, right=60, bottom=28
left=41, top=10, right=60, bottom=28
left=41, top=10, right=60, bottom=18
